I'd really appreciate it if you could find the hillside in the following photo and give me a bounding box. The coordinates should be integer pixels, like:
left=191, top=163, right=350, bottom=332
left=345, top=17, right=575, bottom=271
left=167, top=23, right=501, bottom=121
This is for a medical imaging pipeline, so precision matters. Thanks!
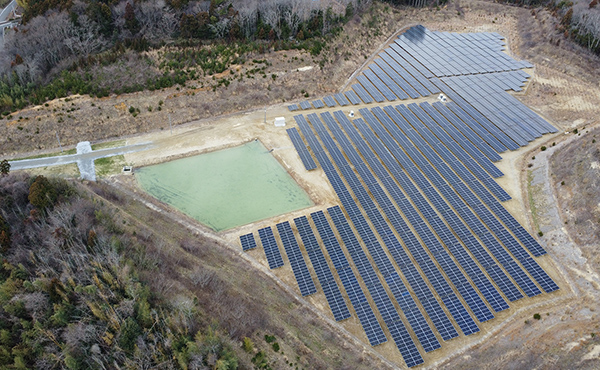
left=0, top=173, right=389, bottom=369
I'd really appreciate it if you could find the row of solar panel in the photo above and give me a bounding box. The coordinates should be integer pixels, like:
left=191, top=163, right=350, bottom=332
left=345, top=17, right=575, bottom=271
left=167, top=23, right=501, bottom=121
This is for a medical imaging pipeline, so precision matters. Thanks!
left=287, top=41, right=447, bottom=112
left=346, top=112, right=528, bottom=303
left=433, top=78, right=557, bottom=150
left=296, top=114, right=431, bottom=367
left=244, top=220, right=356, bottom=322
left=299, top=105, right=551, bottom=362
left=441, top=76, right=556, bottom=137
left=395, top=26, right=532, bottom=78
left=371, top=104, right=550, bottom=259
left=240, top=209, right=418, bottom=360
left=356, top=107, right=554, bottom=297
left=446, top=70, right=531, bottom=93
left=306, top=111, right=529, bottom=358
left=287, top=127, right=317, bottom=171
left=442, top=77, right=545, bottom=139
left=404, top=26, right=506, bottom=51
left=366, top=106, right=557, bottom=290
left=321, top=111, right=507, bottom=321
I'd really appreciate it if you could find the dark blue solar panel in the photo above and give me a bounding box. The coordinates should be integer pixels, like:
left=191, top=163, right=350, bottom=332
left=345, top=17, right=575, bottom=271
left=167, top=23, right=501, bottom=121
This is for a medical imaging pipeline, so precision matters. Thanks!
left=276, top=221, right=317, bottom=297
left=312, top=99, right=325, bottom=109
left=288, top=104, right=299, bottom=111
left=294, top=216, right=352, bottom=321
left=258, top=227, right=285, bottom=269
left=240, top=233, right=257, bottom=251
left=345, top=90, right=361, bottom=105
left=324, top=111, right=499, bottom=321
left=352, top=83, right=374, bottom=104
left=359, top=106, right=541, bottom=300
left=287, top=127, right=317, bottom=171
left=334, top=93, right=350, bottom=106
left=323, top=96, right=337, bottom=107
left=431, top=101, right=503, bottom=161
left=312, top=112, right=468, bottom=341
left=327, top=207, right=424, bottom=365
left=299, top=101, right=312, bottom=110
left=419, top=102, right=503, bottom=177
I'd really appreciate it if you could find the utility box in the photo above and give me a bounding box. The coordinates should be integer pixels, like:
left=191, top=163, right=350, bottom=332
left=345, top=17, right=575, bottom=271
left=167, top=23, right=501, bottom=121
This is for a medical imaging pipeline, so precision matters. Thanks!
left=274, top=117, right=286, bottom=127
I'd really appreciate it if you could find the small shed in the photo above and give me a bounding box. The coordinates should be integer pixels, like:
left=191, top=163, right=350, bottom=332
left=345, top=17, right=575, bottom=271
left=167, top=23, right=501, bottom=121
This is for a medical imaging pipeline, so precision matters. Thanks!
left=274, top=117, right=286, bottom=127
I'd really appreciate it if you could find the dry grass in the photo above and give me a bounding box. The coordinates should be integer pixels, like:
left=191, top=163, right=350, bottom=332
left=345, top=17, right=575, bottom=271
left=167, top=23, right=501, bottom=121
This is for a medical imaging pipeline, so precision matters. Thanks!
left=550, top=127, right=600, bottom=249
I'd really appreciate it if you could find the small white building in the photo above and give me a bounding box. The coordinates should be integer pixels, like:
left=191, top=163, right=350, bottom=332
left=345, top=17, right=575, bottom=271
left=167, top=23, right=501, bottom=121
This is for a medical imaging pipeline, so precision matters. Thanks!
left=274, top=117, right=286, bottom=127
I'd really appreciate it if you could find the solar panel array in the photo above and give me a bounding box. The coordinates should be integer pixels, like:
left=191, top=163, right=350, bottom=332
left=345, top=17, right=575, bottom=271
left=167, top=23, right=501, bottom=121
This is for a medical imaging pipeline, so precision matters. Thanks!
left=244, top=25, right=561, bottom=368
left=294, top=215, right=352, bottom=322
left=287, top=25, right=556, bottom=151
left=395, top=25, right=531, bottom=78
left=239, top=233, right=257, bottom=251
left=280, top=104, right=557, bottom=365
left=287, top=127, right=317, bottom=171
left=433, top=77, right=558, bottom=148
left=258, top=227, right=285, bottom=269
left=276, top=221, right=318, bottom=296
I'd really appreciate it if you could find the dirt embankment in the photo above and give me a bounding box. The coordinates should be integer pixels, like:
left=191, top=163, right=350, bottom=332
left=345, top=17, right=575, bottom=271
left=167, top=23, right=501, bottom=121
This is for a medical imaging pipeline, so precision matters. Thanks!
left=550, top=127, right=600, bottom=261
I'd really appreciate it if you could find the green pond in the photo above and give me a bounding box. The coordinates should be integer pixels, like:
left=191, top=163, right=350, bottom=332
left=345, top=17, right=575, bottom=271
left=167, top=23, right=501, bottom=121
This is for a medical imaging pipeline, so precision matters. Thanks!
left=136, top=141, right=313, bottom=231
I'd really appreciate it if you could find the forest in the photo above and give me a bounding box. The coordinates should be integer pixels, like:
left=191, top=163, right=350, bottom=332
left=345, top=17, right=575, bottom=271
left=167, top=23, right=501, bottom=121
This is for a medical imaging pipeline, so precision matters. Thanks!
left=0, top=0, right=371, bottom=112
left=0, top=173, right=250, bottom=368
left=0, top=169, right=387, bottom=369
left=0, top=0, right=598, bottom=114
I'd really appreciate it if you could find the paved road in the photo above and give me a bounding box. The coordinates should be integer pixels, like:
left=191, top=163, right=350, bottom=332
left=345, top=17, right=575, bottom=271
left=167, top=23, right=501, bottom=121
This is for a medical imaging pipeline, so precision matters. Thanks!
left=0, top=0, right=18, bottom=45
left=0, top=0, right=16, bottom=23
left=9, top=142, right=154, bottom=171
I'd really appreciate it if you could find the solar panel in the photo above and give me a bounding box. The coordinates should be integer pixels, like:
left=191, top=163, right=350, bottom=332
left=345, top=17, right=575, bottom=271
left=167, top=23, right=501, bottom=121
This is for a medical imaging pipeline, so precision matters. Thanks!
left=258, top=227, right=285, bottom=269
left=293, top=216, right=352, bottom=321
left=288, top=104, right=299, bottom=111
left=345, top=90, right=362, bottom=105
left=285, top=27, right=561, bottom=366
left=311, top=113, right=471, bottom=341
left=312, top=99, right=325, bottom=109
left=334, top=93, right=350, bottom=106
left=324, top=111, right=501, bottom=319
left=323, top=96, right=337, bottom=107
left=276, top=221, right=317, bottom=297
left=354, top=110, right=525, bottom=310
left=299, top=101, right=312, bottom=110
left=240, top=233, right=257, bottom=251
left=351, top=83, right=374, bottom=104
left=287, top=127, right=317, bottom=171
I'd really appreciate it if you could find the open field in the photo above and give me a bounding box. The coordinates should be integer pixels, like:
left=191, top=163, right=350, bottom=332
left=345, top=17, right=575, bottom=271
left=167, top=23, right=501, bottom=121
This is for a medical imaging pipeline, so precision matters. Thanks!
left=135, top=141, right=313, bottom=231
left=7, top=0, right=600, bottom=368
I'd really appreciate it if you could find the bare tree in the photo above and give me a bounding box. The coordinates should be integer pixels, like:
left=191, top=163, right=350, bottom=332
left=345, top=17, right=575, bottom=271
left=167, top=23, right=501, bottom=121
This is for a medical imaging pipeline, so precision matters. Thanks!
left=209, top=17, right=231, bottom=39
left=236, top=1, right=258, bottom=39
left=136, top=0, right=178, bottom=41
left=63, top=14, right=108, bottom=57
left=260, top=0, right=283, bottom=39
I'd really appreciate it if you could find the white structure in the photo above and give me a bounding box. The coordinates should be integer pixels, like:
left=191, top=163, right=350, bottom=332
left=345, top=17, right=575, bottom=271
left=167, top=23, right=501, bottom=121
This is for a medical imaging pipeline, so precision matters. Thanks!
left=274, top=117, right=286, bottom=127
left=349, top=110, right=355, bottom=118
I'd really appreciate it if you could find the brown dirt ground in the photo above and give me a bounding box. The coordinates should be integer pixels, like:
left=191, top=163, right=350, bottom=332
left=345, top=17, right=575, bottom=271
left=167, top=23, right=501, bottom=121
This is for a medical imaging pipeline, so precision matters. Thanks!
left=9, top=0, right=600, bottom=368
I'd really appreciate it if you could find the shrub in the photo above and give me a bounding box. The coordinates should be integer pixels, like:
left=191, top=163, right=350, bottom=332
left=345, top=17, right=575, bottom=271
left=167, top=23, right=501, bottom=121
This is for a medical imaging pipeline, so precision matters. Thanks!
left=264, top=334, right=275, bottom=343
left=272, top=342, right=280, bottom=352
left=538, top=231, right=544, bottom=237
left=242, top=337, right=254, bottom=353
left=540, top=146, right=547, bottom=151
left=533, top=313, right=541, bottom=320
left=28, top=175, right=57, bottom=211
